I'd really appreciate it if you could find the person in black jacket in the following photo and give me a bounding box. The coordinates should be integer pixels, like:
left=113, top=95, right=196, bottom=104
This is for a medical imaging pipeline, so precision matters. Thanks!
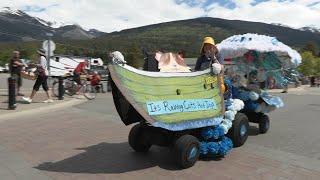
left=195, top=37, right=225, bottom=93
left=9, top=51, right=25, bottom=96
left=195, top=37, right=224, bottom=71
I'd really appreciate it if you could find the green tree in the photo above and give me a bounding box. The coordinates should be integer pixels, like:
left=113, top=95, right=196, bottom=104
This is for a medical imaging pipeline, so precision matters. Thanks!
left=125, top=44, right=143, bottom=68
left=0, top=50, right=11, bottom=66
left=302, top=42, right=319, bottom=56
left=315, top=56, right=320, bottom=76
left=298, top=51, right=317, bottom=76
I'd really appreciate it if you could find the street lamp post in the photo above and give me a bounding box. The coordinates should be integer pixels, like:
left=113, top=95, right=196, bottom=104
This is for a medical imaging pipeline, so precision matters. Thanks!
left=45, top=33, right=53, bottom=78
left=44, top=33, right=54, bottom=85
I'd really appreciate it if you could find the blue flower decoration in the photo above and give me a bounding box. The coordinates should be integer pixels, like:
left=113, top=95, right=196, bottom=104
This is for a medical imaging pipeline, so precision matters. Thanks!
left=201, top=126, right=225, bottom=140
left=218, top=136, right=233, bottom=156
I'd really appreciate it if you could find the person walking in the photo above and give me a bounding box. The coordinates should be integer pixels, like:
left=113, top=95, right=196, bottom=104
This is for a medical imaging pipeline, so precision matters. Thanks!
left=22, top=49, right=53, bottom=103
left=9, top=51, right=25, bottom=96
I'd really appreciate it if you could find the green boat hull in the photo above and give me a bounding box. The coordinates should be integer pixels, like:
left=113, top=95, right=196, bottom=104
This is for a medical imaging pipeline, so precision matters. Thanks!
left=108, top=63, right=225, bottom=131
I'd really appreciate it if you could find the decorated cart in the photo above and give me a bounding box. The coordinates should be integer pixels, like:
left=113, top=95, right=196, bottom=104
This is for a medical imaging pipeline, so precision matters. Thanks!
left=107, top=51, right=242, bottom=168
left=217, top=33, right=301, bottom=134
left=107, top=33, right=301, bottom=168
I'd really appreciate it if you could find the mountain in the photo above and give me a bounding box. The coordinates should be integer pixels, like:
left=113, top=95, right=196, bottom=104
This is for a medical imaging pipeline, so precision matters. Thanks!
left=0, top=8, right=319, bottom=60
left=299, top=26, right=320, bottom=34
left=0, top=7, right=105, bottom=41
left=86, top=17, right=320, bottom=57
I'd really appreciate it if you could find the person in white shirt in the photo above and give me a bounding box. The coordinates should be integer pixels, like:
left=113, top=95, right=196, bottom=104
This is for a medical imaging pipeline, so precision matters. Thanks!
left=22, top=49, right=53, bottom=103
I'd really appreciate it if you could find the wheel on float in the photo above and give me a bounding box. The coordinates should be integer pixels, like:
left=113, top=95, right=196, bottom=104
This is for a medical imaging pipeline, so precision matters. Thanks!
left=259, top=114, right=270, bottom=134
left=174, top=135, right=200, bottom=169
left=227, top=113, right=249, bottom=147
left=128, top=124, right=151, bottom=152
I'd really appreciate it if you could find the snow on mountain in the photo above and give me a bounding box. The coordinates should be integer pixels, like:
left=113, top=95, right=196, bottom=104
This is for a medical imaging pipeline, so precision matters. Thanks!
left=0, top=7, right=24, bottom=16
left=0, top=7, right=105, bottom=41
left=271, top=22, right=320, bottom=34
left=299, top=26, right=320, bottom=34
left=1, top=7, right=67, bottom=28
left=34, top=17, right=66, bottom=28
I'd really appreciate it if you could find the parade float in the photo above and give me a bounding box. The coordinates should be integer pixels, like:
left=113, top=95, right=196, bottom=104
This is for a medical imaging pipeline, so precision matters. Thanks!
left=107, top=33, right=301, bottom=169
left=217, top=33, right=301, bottom=134
left=108, top=51, right=238, bottom=168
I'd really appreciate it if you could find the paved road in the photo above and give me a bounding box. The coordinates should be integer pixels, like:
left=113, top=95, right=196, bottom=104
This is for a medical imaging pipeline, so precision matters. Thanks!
left=1, top=74, right=35, bottom=89
left=0, top=89, right=320, bottom=179
left=75, top=90, right=320, bottom=160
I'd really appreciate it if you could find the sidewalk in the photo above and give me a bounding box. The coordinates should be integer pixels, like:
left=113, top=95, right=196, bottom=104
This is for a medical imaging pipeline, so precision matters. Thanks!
left=0, top=89, right=87, bottom=121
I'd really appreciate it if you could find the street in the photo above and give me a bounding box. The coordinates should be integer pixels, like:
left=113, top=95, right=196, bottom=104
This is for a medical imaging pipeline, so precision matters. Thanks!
left=0, top=86, right=320, bottom=179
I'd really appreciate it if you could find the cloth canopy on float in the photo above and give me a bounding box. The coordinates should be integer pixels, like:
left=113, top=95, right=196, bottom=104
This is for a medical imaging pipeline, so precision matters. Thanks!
left=217, top=33, right=301, bottom=67
left=216, top=33, right=302, bottom=86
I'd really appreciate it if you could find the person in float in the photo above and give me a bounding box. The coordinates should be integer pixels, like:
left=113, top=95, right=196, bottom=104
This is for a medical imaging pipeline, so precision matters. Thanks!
left=195, top=36, right=225, bottom=92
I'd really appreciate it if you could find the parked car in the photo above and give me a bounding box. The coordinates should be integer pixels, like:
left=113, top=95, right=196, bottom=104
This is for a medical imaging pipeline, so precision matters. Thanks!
left=0, top=66, right=5, bottom=73
left=3, top=63, right=9, bottom=73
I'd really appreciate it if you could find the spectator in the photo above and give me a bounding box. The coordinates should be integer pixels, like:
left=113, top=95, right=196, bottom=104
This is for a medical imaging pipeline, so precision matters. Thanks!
left=310, top=76, right=315, bottom=87
left=22, top=49, right=53, bottom=103
left=9, top=51, right=24, bottom=96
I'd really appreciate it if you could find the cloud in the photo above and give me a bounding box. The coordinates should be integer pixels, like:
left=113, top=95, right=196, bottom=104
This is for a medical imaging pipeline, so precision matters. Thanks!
left=2, top=0, right=204, bottom=32
left=205, top=0, right=320, bottom=29
left=0, top=0, right=319, bottom=32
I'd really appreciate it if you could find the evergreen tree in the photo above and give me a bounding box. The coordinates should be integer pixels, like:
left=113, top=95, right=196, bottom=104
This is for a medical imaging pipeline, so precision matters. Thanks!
left=125, top=44, right=144, bottom=68
left=302, top=42, right=318, bottom=56
left=298, top=51, right=317, bottom=76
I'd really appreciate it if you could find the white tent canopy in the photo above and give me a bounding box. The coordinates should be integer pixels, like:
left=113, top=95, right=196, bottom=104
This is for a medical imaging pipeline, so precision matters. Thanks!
left=217, top=33, right=301, bottom=67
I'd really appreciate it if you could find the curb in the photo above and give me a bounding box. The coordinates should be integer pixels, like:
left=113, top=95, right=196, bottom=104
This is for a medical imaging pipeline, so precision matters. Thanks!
left=0, top=98, right=87, bottom=122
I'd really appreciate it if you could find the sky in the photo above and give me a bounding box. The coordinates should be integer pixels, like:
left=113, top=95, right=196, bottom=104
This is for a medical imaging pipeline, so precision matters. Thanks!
left=1, top=0, right=320, bottom=32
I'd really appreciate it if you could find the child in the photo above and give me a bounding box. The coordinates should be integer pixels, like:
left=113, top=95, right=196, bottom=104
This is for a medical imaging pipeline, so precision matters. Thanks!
left=90, top=71, right=102, bottom=92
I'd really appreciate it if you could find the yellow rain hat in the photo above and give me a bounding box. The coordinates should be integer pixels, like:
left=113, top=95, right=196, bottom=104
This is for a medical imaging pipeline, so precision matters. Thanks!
left=200, top=37, right=216, bottom=53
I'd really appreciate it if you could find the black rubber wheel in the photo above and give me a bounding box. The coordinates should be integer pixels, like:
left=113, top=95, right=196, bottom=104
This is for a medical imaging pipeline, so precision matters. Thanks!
left=259, top=114, right=270, bottom=134
left=107, top=81, right=112, bottom=92
left=227, top=113, right=249, bottom=147
left=83, top=84, right=97, bottom=100
left=174, top=135, right=200, bottom=169
left=128, top=124, right=151, bottom=152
